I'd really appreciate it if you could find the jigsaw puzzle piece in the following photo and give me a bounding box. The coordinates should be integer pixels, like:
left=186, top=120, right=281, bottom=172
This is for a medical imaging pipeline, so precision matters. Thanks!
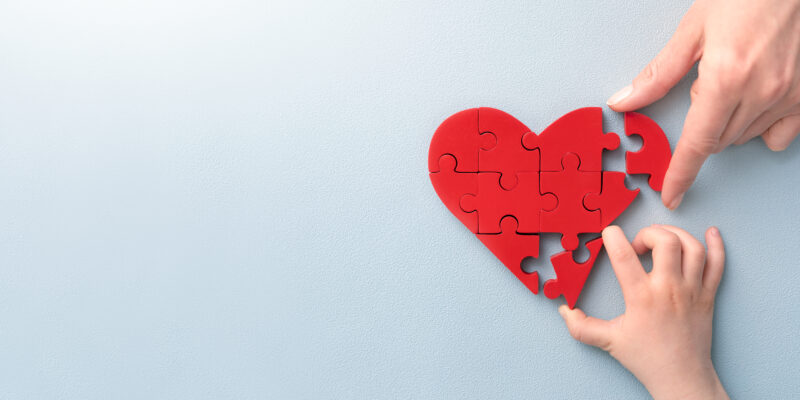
left=543, top=237, right=604, bottom=309
left=429, top=154, right=478, bottom=232
left=522, top=107, right=619, bottom=172
left=428, top=108, right=481, bottom=173
left=583, top=171, right=640, bottom=228
left=461, top=171, right=557, bottom=234
left=540, top=153, right=601, bottom=250
left=476, top=216, right=541, bottom=295
left=478, top=107, right=539, bottom=189
left=624, top=112, right=672, bottom=191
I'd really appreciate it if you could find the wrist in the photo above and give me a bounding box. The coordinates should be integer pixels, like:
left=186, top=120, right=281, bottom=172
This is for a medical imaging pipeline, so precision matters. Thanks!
left=641, top=360, right=728, bottom=400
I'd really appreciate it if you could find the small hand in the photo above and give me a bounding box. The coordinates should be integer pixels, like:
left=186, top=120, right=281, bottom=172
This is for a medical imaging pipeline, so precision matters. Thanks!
left=559, top=225, right=728, bottom=400
left=607, top=0, right=800, bottom=209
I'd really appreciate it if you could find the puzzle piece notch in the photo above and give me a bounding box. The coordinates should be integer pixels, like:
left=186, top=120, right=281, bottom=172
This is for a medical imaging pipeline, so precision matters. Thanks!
left=540, top=153, right=601, bottom=251
left=460, top=171, right=557, bottom=234
left=543, top=237, right=604, bottom=309
left=583, top=171, right=640, bottom=228
left=522, top=107, right=619, bottom=172
left=428, top=108, right=480, bottom=173
left=624, top=112, right=672, bottom=191
left=429, top=154, right=478, bottom=232
left=478, top=107, right=539, bottom=190
left=476, top=216, right=541, bottom=295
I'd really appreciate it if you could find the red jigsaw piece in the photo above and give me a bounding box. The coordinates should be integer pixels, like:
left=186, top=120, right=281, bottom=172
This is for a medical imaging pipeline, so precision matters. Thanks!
left=429, top=154, right=478, bottom=232
left=624, top=112, right=672, bottom=191
left=476, top=216, right=541, bottom=294
left=540, top=153, right=601, bottom=250
left=478, top=107, right=539, bottom=189
left=521, top=107, right=619, bottom=172
left=543, top=237, right=604, bottom=309
left=460, top=169, right=557, bottom=234
left=583, top=171, right=640, bottom=228
left=428, top=107, right=670, bottom=306
left=428, top=108, right=480, bottom=173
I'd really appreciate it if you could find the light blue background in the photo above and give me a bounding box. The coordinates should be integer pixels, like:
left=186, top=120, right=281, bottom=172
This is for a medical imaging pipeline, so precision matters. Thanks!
left=1, top=0, right=798, bottom=398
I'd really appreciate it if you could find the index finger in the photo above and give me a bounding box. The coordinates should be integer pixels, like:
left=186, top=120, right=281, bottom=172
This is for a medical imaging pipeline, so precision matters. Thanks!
left=602, top=226, right=647, bottom=300
left=662, top=75, right=739, bottom=209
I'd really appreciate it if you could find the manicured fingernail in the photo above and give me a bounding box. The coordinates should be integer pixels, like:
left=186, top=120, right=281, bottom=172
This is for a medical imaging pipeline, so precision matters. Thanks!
left=668, top=193, right=684, bottom=210
left=607, top=85, right=633, bottom=106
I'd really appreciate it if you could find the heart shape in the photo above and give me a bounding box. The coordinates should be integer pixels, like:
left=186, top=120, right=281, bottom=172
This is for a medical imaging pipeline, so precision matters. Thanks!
left=428, top=107, right=671, bottom=308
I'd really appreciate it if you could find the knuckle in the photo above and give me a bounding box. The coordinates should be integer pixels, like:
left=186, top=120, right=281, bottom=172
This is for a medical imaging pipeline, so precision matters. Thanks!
left=685, top=134, right=720, bottom=156
left=661, top=234, right=682, bottom=252
left=705, top=52, right=751, bottom=92
left=697, top=293, right=716, bottom=312
left=567, top=321, right=583, bottom=341
left=669, top=286, right=691, bottom=309
left=640, top=60, right=658, bottom=82
left=787, top=86, right=800, bottom=105
left=718, top=70, right=748, bottom=92
left=687, top=242, right=707, bottom=263
left=684, top=283, right=700, bottom=302
left=638, top=58, right=671, bottom=95
left=758, top=75, right=791, bottom=104
left=653, top=281, right=681, bottom=304
left=634, top=286, right=655, bottom=306
left=608, top=245, right=636, bottom=265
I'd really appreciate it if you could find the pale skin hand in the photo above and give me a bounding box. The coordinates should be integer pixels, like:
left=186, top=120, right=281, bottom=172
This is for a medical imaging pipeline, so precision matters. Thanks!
left=559, top=225, right=728, bottom=400
left=607, top=0, right=800, bottom=209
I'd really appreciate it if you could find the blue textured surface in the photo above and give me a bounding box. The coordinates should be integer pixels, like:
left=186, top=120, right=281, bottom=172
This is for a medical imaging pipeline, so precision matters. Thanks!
left=1, top=0, right=799, bottom=398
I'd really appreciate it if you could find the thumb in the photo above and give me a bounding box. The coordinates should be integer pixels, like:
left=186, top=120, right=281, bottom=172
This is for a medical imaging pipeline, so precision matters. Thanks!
left=607, top=12, right=703, bottom=111
left=558, top=305, right=614, bottom=350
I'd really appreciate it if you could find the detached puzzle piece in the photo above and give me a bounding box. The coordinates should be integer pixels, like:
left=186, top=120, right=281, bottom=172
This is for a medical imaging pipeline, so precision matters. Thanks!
left=460, top=167, right=557, bottom=234
left=624, top=112, right=672, bottom=191
left=522, top=107, right=619, bottom=172
left=543, top=237, right=604, bottom=309
left=478, top=107, right=539, bottom=189
left=428, top=108, right=480, bottom=173
left=476, top=216, right=541, bottom=295
left=583, top=171, right=640, bottom=228
left=540, top=153, right=601, bottom=251
left=429, top=155, right=478, bottom=232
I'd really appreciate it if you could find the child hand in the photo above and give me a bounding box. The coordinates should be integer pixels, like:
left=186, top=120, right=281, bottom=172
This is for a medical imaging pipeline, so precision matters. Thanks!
left=559, top=225, right=728, bottom=400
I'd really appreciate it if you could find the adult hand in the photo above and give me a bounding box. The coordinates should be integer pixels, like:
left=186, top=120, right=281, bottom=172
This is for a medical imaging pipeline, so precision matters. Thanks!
left=607, top=0, right=800, bottom=209
left=559, top=225, right=728, bottom=399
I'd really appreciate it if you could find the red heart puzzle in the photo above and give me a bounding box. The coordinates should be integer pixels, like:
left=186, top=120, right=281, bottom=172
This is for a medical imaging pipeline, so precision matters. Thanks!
left=428, top=107, right=672, bottom=308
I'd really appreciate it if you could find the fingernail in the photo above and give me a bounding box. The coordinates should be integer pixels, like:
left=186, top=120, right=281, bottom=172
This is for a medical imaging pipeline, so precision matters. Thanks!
left=607, top=85, right=633, bottom=106
left=558, top=305, right=568, bottom=318
left=710, top=226, right=720, bottom=237
left=668, top=193, right=684, bottom=210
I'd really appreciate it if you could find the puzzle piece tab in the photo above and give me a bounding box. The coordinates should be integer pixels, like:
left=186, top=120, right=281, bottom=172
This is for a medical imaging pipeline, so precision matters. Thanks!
left=522, top=107, right=619, bottom=172
left=624, top=112, right=672, bottom=191
left=428, top=108, right=480, bottom=173
left=540, top=153, right=601, bottom=250
left=429, top=154, right=478, bottom=232
left=543, top=237, right=604, bottom=309
left=476, top=216, right=541, bottom=294
left=478, top=107, right=539, bottom=189
left=583, top=171, right=640, bottom=228
left=460, top=169, right=557, bottom=234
